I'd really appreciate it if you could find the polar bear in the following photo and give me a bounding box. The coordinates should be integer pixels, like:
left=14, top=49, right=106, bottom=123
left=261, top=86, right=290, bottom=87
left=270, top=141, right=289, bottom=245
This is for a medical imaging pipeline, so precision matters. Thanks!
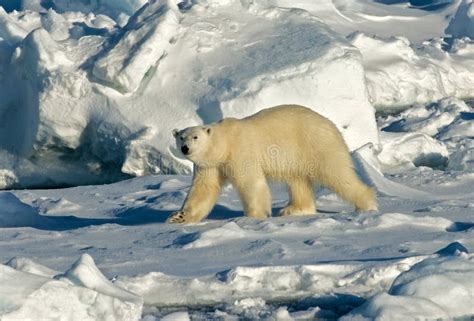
left=167, top=105, right=377, bottom=223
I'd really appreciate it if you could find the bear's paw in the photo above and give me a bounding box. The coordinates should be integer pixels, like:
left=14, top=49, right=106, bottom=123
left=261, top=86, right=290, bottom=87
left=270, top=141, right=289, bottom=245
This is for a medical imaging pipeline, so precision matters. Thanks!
left=166, top=211, right=188, bottom=224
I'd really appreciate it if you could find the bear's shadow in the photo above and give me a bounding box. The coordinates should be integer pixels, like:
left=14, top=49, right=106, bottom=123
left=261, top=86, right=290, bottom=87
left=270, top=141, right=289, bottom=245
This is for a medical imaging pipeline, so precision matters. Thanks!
left=10, top=203, right=342, bottom=231
left=207, top=204, right=244, bottom=220
left=208, top=205, right=341, bottom=219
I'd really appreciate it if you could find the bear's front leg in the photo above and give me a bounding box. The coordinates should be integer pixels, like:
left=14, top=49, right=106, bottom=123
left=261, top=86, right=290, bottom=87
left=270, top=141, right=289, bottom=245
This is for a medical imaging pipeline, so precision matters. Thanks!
left=166, top=166, right=224, bottom=224
left=233, top=174, right=271, bottom=220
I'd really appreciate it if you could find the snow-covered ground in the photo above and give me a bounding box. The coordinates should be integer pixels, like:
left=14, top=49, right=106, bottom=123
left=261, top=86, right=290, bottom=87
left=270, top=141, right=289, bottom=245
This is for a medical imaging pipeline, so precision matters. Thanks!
left=1, top=0, right=474, bottom=320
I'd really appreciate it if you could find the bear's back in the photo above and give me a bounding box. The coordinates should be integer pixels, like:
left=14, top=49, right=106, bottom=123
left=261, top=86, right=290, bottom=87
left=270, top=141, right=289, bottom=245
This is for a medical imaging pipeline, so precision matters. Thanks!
left=241, top=105, right=342, bottom=147
left=221, top=105, right=349, bottom=180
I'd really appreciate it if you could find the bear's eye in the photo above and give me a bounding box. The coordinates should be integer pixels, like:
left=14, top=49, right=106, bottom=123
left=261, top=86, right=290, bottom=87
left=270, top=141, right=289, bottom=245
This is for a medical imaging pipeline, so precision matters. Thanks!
left=193, top=136, right=198, bottom=140
left=180, top=136, right=184, bottom=141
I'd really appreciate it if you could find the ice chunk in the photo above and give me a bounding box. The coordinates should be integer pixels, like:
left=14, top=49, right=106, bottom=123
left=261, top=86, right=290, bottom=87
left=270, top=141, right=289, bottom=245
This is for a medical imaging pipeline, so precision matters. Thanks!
left=13, top=28, right=72, bottom=73
left=59, top=253, right=143, bottom=305
left=382, top=98, right=470, bottom=136
left=0, top=7, right=28, bottom=44
left=6, top=257, right=59, bottom=278
left=92, top=0, right=179, bottom=93
left=40, top=9, right=70, bottom=41
left=0, top=170, right=18, bottom=189
left=377, top=132, right=449, bottom=170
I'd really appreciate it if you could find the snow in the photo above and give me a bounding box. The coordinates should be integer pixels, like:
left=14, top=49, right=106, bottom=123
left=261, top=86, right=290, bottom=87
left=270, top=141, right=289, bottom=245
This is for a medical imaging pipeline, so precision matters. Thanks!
left=380, top=97, right=474, bottom=171
left=0, top=192, right=49, bottom=228
left=1, top=162, right=473, bottom=318
left=377, top=131, right=449, bottom=170
left=92, top=1, right=179, bottom=94
left=343, top=250, right=474, bottom=320
left=0, top=254, right=143, bottom=321
left=350, top=33, right=474, bottom=109
left=0, top=0, right=474, bottom=319
left=1, top=0, right=381, bottom=188
left=1, top=0, right=474, bottom=187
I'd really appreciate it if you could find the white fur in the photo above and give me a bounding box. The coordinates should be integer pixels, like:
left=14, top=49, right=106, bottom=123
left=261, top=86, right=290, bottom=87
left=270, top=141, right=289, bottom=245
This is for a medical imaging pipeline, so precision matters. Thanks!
left=167, top=105, right=378, bottom=223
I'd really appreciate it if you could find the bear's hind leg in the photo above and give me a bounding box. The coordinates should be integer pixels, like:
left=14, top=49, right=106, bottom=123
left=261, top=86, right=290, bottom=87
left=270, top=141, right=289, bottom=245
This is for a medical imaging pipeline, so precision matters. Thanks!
left=320, top=166, right=378, bottom=212
left=234, top=175, right=271, bottom=220
left=279, top=178, right=316, bottom=216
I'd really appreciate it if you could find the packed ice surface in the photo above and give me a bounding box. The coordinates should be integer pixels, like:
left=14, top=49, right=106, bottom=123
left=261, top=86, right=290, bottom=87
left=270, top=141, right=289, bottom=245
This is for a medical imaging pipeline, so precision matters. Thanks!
left=0, top=165, right=473, bottom=318
left=1, top=0, right=474, bottom=319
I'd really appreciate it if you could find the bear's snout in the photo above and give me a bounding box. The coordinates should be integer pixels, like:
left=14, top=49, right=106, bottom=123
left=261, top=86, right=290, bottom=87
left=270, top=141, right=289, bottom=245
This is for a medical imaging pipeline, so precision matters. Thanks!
left=181, top=145, right=189, bottom=155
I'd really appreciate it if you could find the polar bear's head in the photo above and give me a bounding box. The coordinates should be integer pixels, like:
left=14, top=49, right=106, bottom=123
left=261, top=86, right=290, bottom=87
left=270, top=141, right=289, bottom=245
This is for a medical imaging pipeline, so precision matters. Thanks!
left=173, top=126, right=213, bottom=163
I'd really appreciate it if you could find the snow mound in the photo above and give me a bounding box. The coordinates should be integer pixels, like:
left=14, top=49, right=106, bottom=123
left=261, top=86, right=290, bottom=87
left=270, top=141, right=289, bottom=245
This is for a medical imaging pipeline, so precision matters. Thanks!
left=342, top=249, right=474, bottom=320
left=360, top=212, right=454, bottom=230
left=446, top=0, right=474, bottom=39
left=341, top=292, right=450, bottom=320
left=0, top=0, right=378, bottom=189
left=352, top=146, right=434, bottom=200
left=58, top=253, right=143, bottom=305
left=350, top=33, right=474, bottom=108
left=180, top=222, right=251, bottom=249
left=0, top=192, right=49, bottom=228
left=0, top=254, right=143, bottom=321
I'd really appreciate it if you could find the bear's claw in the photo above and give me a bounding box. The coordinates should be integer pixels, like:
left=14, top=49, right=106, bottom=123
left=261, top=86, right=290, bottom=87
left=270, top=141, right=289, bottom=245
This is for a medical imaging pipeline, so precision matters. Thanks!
left=167, top=211, right=187, bottom=223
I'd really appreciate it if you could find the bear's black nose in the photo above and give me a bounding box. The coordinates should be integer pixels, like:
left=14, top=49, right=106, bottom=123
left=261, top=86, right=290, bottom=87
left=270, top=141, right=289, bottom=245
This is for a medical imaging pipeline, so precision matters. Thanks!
left=181, top=145, right=189, bottom=155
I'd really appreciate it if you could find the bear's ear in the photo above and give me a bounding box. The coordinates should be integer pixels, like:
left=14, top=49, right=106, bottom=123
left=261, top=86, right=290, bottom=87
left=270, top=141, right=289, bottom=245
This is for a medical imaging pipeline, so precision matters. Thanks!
left=206, top=127, right=211, bottom=135
left=172, top=129, right=179, bottom=137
